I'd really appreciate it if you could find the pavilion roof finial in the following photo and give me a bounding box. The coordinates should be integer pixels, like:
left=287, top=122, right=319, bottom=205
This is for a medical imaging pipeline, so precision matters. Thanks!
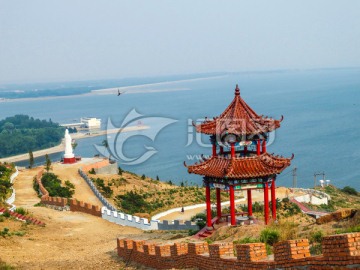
left=235, top=84, right=240, bottom=96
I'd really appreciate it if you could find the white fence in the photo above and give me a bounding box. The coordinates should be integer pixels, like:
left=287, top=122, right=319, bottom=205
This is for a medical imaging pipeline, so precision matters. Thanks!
left=5, top=167, right=19, bottom=211
left=101, top=207, right=198, bottom=231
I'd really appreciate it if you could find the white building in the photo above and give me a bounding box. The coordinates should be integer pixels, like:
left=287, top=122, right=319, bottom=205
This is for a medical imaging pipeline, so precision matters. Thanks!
left=80, top=117, right=101, bottom=129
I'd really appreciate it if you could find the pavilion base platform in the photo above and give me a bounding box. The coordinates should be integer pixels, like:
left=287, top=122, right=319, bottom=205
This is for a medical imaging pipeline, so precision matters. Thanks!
left=194, top=215, right=258, bottom=240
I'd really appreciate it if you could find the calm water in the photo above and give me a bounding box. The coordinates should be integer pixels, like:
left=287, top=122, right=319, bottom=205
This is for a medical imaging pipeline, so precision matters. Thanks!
left=1, top=69, right=360, bottom=189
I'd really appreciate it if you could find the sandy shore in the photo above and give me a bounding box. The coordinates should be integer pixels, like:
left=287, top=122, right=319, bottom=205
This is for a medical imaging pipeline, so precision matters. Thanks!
left=0, top=125, right=149, bottom=163
left=0, top=75, right=227, bottom=103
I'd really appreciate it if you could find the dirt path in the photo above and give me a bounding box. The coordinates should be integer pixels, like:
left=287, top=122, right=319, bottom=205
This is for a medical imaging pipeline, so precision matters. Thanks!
left=1, top=167, right=144, bottom=269
left=13, top=168, right=42, bottom=208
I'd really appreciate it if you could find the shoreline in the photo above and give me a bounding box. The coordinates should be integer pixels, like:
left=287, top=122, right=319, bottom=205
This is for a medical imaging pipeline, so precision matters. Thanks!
left=0, top=75, right=226, bottom=103
left=0, top=125, right=149, bottom=163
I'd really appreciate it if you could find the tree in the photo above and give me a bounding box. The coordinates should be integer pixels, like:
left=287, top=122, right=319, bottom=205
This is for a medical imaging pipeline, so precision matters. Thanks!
left=102, top=139, right=111, bottom=159
left=45, top=154, right=52, bottom=172
left=29, top=150, right=34, bottom=168
left=72, top=141, right=78, bottom=151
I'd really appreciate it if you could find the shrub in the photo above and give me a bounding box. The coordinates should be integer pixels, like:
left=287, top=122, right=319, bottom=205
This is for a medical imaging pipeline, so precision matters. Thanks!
left=310, top=243, right=322, bottom=255
left=14, top=207, right=27, bottom=215
left=310, top=230, right=324, bottom=244
left=260, top=228, right=280, bottom=246
left=233, top=237, right=259, bottom=245
left=118, top=166, right=123, bottom=175
left=88, top=168, right=96, bottom=174
left=341, top=186, right=358, bottom=196
left=1, top=227, right=9, bottom=236
left=141, top=174, right=146, bottom=180
left=116, top=191, right=152, bottom=214
left=64, top=180, right=75, bottom=189
left=41, top=173, right=74, bottom=198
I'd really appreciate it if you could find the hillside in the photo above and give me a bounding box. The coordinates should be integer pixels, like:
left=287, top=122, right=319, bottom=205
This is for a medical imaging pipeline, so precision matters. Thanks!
left=87, top=170, right=230, bottom=218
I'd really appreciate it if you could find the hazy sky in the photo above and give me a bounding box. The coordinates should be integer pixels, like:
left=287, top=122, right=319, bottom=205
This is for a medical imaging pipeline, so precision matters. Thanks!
left=0, top=1, right=359, bottom=83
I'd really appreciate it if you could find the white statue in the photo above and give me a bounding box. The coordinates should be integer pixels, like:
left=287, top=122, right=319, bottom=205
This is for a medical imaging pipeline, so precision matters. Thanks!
left=64, top=129, right=75, bottom=159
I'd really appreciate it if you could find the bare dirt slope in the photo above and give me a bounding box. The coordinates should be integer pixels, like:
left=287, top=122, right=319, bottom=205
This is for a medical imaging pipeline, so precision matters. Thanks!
left=1, top=167, right=145, bottom=269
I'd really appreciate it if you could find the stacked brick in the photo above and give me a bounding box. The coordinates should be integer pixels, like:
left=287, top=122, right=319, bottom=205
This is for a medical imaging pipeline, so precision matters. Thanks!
left=117, top=233, right=360, bottom=269
left=322, top=233, right=360, bottom=258
left=209, top=242, right=234, bottom=258
left=69, top=198, right=101, bottom=217
left=41, top=196, right=68, bottom=207
left=274, top=239, right=310, bottom=261
left=236, top=243, right=267, bottom=261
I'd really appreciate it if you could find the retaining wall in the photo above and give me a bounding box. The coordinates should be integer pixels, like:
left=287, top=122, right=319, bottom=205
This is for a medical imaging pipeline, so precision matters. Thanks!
left=117, top=233, right=360, bottom=269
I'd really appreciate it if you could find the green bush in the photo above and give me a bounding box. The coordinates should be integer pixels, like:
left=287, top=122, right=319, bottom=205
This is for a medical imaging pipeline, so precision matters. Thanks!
left=88, top=168, right=96, bottom=174
left=341, top=186, right=358, bottom=196
left=310, top=230, right=323, bottom=244
left=282, top=197, right=290, bottom=203
left=14, top=207, right=27, bottom=215
left=0, top=227, right=10, bottom=236
left=41, top=172, right=74, bottom=198
left=233, top=237, right=259, bottom=245
left=260, top=228, right=280, bottom=246
left=310, top=243, right=322, bottom=255
left=116, top=191, right=152, bottom=214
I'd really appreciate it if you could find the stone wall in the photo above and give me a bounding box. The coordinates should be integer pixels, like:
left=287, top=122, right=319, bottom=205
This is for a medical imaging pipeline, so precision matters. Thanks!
left=78, top=169, right=116, bottom=211
left=117, top=233, right=360, bottom=269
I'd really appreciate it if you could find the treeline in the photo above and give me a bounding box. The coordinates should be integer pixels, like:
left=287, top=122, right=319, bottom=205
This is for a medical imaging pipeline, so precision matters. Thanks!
left=0, top=115, right=64, bottom=158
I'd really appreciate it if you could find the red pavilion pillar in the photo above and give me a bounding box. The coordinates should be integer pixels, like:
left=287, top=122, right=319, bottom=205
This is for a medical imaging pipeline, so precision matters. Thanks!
left=262, top=139, right=267, bottom=154
left=206, top=183, right=212, bottom=228
left=216, top=188, right=221, bottom=221
left=220, top=146, right=224, bottom=155
left=257, top=139, right=261, bottom=155
left=212, top=143, right=217, bottom=157
left=244, top=146, right=248, bottom=156
left=264, top=182, right=269, bottom=225
left=271, top=178, right=276, bottom=221
left=231, top=143, right=235, bottom=158
left=247, top=189, right=253, bottom=217
left=229, top=185, right=236, bottom=226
